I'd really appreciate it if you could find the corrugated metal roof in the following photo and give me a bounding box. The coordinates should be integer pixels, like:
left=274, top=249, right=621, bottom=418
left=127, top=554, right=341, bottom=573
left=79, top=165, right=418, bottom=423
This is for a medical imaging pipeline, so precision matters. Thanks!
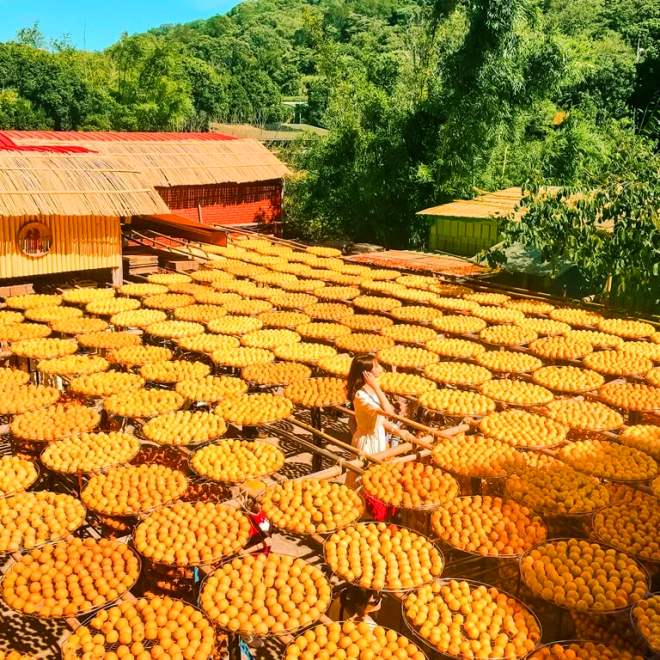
left=2, top=131, right=238, bottom=142
left=418, top=187, right=561, bottom=219
left=0, top=134, right=95, bottom=154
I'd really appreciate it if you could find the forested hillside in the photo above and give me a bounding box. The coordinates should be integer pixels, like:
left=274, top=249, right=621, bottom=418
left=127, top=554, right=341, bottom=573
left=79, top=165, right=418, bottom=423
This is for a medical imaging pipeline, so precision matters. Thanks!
left=0, top=0, right=659, bottom=250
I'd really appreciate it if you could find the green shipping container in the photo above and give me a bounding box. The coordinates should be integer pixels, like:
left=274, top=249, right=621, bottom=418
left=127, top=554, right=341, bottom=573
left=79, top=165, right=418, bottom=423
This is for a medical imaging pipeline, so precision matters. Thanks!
left=427, top=215, right=501, bottom=257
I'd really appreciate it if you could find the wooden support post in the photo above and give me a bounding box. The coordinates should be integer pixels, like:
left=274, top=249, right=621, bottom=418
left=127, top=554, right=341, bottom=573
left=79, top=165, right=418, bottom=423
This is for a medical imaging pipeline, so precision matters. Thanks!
left=301, top=465, right=345, bottom=481
left=311, top=407, right=323, bottom=472
left=112, top=264, right=123, bottom=288
left=373, top=442, right=414, bottom=460
left=389, top=448, right=433, bottom=464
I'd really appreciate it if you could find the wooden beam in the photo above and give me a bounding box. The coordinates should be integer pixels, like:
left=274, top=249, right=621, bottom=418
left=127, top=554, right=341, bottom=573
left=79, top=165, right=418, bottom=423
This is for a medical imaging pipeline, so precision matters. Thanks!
left=132, top=214, right=227, bottom=246
left=287, top=417, right=384, bottom=464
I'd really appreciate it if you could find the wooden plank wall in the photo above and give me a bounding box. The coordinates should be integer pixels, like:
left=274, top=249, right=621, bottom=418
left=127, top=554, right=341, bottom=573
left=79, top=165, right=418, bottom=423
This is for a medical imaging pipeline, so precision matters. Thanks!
left=0, top=215, right=121, bottom=279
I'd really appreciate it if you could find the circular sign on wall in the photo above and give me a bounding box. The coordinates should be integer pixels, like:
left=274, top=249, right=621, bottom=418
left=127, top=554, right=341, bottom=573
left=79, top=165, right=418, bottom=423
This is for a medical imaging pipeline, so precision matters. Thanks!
left=18, top=222, right=53, bottom=258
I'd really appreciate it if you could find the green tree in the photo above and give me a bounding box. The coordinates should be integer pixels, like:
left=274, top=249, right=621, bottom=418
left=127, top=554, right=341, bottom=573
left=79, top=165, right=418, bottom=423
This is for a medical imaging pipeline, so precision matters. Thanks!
left=0, top=90, right=51, bottom=129
left=0, top=43, right=110, bottom=130
left=286, top=0, right=571, bottom=247
left=433, top=0, right=566, bottom=197
left=494, top=131, right=660, bottom=307
left=181, top=58, right=229, bottom=120
left=557, top=33, right=636, bottom=121
left=602, top=0, right=660, bottom=133
left=15, top=22, right=46, bottom=49
left=303, top=77, right=331, bottom=125
left=107, top=34, right=193, bottom=130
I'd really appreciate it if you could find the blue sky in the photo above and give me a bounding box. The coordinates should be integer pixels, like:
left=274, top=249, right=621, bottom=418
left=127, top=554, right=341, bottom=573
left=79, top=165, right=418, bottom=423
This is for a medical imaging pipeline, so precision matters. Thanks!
left=0, top=0, right=240, bottom=51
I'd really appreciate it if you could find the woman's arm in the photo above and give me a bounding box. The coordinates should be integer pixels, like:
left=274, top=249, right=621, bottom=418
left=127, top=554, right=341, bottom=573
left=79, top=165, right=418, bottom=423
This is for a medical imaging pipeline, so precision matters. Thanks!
left=364, top=372, right=394, bottom=414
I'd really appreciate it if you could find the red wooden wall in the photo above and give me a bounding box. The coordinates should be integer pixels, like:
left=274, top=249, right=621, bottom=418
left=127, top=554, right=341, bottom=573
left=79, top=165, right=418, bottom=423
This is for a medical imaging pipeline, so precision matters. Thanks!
left=157, top=181, right=283, bottom=227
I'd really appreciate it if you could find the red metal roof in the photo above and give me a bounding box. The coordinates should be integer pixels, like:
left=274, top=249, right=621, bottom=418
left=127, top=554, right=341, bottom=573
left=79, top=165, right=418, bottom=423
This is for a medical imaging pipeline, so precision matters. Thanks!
left=0, top=134, right=96, bottom=154
left=1, top=131, right=238, bottom=143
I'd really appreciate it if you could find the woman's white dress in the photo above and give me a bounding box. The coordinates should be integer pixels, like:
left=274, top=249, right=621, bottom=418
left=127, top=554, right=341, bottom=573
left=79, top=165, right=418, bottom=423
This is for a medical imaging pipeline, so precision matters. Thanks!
left=351, top=388, right=388, bottom=455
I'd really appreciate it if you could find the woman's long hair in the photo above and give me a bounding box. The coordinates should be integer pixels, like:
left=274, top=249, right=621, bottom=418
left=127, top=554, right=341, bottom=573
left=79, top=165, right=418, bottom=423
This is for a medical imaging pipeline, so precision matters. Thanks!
left=347, top=354, right=377, bottom=402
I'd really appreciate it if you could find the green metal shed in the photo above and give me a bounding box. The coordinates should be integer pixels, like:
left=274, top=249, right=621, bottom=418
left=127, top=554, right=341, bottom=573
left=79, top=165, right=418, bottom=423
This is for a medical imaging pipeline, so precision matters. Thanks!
left=419, top=187, right=558, bottom=257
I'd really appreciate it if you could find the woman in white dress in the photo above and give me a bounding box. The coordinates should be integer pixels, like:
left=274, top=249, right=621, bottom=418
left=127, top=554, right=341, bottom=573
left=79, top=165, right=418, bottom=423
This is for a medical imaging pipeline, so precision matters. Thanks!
left=346, top=355, right=416, bottom=481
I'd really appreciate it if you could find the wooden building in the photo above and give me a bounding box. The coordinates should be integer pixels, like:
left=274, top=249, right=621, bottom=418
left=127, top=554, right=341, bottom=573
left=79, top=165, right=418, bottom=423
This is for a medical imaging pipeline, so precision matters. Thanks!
left=3, top=132, right=291, bottom=231
left=0, top=145, right=169, bottom=284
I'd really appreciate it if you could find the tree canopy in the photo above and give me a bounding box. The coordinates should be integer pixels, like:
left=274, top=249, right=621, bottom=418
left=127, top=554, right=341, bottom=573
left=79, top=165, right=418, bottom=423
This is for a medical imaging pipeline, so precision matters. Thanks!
left=284, top=0, right=660, bottom=249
